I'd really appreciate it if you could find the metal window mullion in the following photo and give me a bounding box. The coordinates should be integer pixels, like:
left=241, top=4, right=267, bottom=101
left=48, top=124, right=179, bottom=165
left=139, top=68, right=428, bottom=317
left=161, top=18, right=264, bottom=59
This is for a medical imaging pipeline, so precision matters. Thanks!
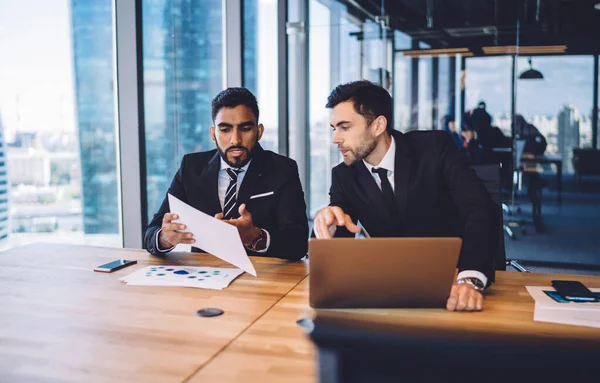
left=223, top=0, right=243, bottom=88
left=114, top=0, right=144, bottom=248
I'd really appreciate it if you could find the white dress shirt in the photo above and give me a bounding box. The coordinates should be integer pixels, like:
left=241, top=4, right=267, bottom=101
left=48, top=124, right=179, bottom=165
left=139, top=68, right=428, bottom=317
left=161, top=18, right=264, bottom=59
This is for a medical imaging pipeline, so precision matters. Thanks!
left=364, top=137, right=487, bottom=286
left=156, top=157, right=270, bottom=253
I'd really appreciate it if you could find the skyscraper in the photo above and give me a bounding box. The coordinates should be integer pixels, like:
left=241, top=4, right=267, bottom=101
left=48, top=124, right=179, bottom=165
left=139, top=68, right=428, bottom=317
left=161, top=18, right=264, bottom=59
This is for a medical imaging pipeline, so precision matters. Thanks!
left=143, top=0, right=223, bottom=219
left=70, top=0, right=118, bottom=234
left=0, top=113, right=9, bottom=241
left=558, top=105, right=580, bottom=174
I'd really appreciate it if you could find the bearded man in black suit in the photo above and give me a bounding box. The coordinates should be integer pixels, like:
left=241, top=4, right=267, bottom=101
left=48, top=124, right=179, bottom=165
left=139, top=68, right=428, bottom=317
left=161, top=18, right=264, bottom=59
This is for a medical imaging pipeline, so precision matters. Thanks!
left=145, top=88, right=308, bottom=260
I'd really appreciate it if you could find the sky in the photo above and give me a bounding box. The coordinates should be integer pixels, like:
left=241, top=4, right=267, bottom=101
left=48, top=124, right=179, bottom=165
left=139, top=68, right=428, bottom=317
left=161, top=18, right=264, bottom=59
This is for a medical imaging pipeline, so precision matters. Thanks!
left=466, top=55, right=596, bottom=119
left=0, top=0, right=77, bottom=134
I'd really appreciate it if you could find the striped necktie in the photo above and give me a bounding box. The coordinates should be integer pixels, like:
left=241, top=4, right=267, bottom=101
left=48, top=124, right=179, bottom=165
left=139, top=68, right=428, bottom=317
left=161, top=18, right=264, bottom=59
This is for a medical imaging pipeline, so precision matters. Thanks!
left=223, top=168, right=243, bottom=219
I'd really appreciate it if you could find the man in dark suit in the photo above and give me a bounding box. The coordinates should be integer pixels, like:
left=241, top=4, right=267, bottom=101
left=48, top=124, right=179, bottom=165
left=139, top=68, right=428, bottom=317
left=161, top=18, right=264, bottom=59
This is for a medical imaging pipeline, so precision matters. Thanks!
left=145, top=88, right=309, bottom=260
left=313, top=80, right=498, bottom=312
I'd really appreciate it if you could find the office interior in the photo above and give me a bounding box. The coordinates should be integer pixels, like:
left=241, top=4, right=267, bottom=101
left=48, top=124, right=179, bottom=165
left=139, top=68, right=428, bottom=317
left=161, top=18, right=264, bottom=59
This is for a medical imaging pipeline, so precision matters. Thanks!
left=1, top=0, right=598, bottom=274
left=2, top=1, right=600, bottom=382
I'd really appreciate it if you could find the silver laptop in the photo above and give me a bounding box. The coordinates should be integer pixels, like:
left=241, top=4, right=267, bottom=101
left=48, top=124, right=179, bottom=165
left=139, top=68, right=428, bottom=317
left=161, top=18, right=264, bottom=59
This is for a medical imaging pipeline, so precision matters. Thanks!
left=309, top=237, right=462, bottom=309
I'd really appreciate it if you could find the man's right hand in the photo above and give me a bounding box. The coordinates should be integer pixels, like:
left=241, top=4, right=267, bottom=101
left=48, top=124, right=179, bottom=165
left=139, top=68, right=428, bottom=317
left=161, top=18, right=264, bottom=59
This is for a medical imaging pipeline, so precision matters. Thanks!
left=313, top=206, right=360, bottom=239
left=159, top=213, right=195, bottom=248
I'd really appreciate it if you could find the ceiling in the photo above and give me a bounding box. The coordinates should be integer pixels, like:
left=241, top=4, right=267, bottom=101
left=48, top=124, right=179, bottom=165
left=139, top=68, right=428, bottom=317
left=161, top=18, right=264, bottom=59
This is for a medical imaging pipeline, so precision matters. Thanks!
left=342, top=0, right=600, bottom=54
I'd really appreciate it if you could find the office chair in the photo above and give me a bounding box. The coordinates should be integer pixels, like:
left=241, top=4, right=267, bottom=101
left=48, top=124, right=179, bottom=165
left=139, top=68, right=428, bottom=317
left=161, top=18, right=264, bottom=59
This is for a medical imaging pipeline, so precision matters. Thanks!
left=471, top=163, right=530, bottom=273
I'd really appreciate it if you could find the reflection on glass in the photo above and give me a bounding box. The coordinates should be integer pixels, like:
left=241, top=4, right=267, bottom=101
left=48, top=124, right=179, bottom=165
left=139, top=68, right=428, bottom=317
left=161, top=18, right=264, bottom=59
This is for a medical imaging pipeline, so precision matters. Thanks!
left=516, top=56, right=593, bottom=174
left=243, top=0, right=279, bottom=153
left=0, top=0, right=121, bottom=250
left=142, top=0, right=223, bottom=220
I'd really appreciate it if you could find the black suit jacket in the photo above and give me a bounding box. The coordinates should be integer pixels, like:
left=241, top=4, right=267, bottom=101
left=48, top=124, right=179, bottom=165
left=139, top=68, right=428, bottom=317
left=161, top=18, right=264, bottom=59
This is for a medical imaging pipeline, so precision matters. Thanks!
left=330, top=130, right=499, bottom=283
left=144, top=145, right=309, bottom=261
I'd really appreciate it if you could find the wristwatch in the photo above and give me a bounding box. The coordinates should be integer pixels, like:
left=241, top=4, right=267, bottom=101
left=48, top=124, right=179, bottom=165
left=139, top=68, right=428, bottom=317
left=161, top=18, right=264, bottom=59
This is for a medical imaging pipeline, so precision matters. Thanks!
left=456, top=277, right=485, bottom=292
left=246, top=228, right=267, bottom=252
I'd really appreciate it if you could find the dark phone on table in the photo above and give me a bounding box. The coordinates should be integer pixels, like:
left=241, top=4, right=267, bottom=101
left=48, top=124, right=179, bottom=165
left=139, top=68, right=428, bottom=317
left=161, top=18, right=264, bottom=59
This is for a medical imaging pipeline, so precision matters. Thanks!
left=94, top=259, right=137, bottom=273
left=551, top=280, right=597, bottom=302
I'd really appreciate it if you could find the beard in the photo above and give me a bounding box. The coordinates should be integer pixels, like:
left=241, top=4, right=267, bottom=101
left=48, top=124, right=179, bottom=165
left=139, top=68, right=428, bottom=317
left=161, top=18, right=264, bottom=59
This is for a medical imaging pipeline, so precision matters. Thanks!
left=340, top=135, right=377, bottom=166
left=216, top=143, right=254, bottom=168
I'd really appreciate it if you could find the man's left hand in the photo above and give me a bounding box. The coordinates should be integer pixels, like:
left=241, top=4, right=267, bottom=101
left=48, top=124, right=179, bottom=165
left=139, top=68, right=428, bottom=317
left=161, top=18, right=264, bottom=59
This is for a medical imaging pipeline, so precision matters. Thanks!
left=446, top=283, right=483, bottom=312
left=216, top=204, right=260, bottom=246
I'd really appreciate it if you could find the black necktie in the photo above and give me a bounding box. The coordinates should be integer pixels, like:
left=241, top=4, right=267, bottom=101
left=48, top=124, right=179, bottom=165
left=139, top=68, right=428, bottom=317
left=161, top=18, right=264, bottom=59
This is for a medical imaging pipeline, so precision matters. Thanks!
left=371, top=167, right=398, bottom=213
left=223, top=168, right=243, bottom=219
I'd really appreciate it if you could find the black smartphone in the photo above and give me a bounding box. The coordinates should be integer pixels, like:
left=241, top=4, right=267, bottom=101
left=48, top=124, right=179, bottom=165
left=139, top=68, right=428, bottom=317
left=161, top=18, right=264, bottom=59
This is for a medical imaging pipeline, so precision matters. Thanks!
left=551, top=280, right=597, bottom=302
left=94, top=259, right=137, bottom=273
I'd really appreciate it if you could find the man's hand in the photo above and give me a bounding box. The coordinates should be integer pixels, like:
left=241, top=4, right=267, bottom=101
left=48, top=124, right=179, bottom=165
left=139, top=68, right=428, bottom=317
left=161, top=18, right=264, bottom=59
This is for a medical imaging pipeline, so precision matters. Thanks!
left=313, top=206, right=360, bottom=239
left=446, top=283, right=483, bottom=312
left=217, top=204, right=261, bottom=246
left=159, top=213, right=195, bottom=248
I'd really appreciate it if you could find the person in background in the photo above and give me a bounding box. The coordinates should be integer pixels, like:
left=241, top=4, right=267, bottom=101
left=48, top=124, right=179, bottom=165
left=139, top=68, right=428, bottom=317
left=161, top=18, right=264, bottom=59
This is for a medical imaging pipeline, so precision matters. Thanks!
left=460, top=119, right=487, bottom=164
left=442, top=115, right=462, bottom=150
left=514, top=114, right=547, bottom=156
left=144, top=88, right=309, bottom=260
left=313, top=80, right=499, bottom=312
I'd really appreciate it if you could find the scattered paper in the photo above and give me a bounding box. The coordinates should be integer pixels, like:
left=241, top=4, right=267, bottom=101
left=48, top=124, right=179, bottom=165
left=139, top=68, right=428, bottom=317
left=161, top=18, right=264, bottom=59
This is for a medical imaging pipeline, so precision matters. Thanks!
left=168, top=193, right=257, bottom=276
left=526, top=286, right=600, bottom=328
left=120, top=265, right=244, bottom=290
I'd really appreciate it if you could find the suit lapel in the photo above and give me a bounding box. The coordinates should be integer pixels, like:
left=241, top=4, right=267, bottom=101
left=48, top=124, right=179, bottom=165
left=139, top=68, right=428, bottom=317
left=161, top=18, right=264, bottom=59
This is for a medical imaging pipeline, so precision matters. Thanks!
left=392, top=130, right=411, bottom=234
left=236, top=144, right=265, bottom=205
left=197, top=151, right=221, bottom=215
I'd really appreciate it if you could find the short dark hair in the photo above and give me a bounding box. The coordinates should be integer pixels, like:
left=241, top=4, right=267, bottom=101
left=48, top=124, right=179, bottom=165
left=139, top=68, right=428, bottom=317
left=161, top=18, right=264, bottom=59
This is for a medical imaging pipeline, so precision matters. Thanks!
left=211, top=87, right=259, bottom=122
left=326, top=80, right=393, bottom=133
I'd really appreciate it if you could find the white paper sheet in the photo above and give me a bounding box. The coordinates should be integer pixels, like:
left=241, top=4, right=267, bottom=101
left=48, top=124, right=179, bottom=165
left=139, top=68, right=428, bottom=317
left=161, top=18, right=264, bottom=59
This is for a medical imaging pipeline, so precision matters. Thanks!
left=168, top=194, right=257, bottom=276
left=120, top=266, right=244, bottom=290
left=526, top=286, right=600, bottom=328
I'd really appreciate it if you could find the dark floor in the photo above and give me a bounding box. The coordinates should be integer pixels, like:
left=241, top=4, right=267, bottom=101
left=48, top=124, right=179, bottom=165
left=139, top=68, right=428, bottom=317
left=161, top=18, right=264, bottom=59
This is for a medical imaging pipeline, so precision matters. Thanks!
left=503, top=173, right=600, bottom=276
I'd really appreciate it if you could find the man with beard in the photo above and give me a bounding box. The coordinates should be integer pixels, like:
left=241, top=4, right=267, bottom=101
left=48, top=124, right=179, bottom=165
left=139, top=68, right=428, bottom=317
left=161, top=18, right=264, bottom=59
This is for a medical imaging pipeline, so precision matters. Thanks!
left=313, top=80, right=498, bottom=312
left=144, top=88, right=309, bottom=260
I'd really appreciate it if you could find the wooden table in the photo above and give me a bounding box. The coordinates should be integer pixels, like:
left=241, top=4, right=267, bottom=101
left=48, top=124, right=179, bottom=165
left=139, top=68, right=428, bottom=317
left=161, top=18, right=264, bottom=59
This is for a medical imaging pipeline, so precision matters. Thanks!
left=4, top=244, right=600, bottom=383
left=0, top=243, right=309, bottom=383
left=310, top=271, right=600, bottom=383
left=187, top=278, right=315, bottom=383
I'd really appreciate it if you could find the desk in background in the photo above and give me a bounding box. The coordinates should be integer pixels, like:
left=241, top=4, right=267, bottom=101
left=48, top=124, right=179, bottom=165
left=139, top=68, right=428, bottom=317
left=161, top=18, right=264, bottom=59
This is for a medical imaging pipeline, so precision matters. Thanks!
left=521, top=153, right=563, bottom=203
left=0, top=243, right=308, bottom=382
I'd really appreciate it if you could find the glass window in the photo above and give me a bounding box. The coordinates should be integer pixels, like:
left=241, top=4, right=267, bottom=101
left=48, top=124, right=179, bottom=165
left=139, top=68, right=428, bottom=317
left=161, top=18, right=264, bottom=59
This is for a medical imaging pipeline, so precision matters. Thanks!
left=393, top=31, right=412, bottom=132
left=437, top=56, right=451, bottom=129
left=0, top=0, right=121, bottom=250
left=243, top=0, right=279, bottom=152
left=516, top=56, right=594, bottom=174
left=418, top=57, right=433, bottom=130
left=465, top=56, right=513, bottom=136
left=308, top=0, right=364, bottom=216
left=142, top=0, right=223, bottom=220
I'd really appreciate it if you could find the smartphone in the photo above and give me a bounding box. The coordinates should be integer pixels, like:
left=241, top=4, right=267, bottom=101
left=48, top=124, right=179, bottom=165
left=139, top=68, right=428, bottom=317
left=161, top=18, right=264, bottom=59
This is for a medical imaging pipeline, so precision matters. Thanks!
left=94, top=259, right=137, bottom=273
left=544, top=290, right=570, bottom=303
left=551, top=280, right=597, bottom=302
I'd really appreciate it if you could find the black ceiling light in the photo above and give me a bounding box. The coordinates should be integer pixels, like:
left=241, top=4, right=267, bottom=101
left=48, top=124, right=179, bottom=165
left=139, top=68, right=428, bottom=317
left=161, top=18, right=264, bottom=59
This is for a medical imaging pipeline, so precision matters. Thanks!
left=519, top=58, right=544, bottom=80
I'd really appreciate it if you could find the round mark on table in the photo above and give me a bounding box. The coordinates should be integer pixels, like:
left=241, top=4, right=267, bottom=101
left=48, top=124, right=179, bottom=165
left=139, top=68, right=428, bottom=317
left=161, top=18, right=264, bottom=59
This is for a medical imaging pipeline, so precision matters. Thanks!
left=196, top=308, right=224, bottom=317
left=158, top=266, right=165, bottom=269
left=198, top=271, right=207, bottom=274
left=157, top=273, right=166, bottom=276
left=174, top=270, right=189, bottom=275
left=188, top=275, right=196, bottom=278
left=166, top=268, right=174, bottom=271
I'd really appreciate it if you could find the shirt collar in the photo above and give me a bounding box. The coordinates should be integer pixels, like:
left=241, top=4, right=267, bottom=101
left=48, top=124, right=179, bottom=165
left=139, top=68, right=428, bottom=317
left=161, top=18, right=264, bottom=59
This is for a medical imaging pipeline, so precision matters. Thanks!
left=219, top=157, right=252, bottom=173
left=363, top=136, right=396, bottom=173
